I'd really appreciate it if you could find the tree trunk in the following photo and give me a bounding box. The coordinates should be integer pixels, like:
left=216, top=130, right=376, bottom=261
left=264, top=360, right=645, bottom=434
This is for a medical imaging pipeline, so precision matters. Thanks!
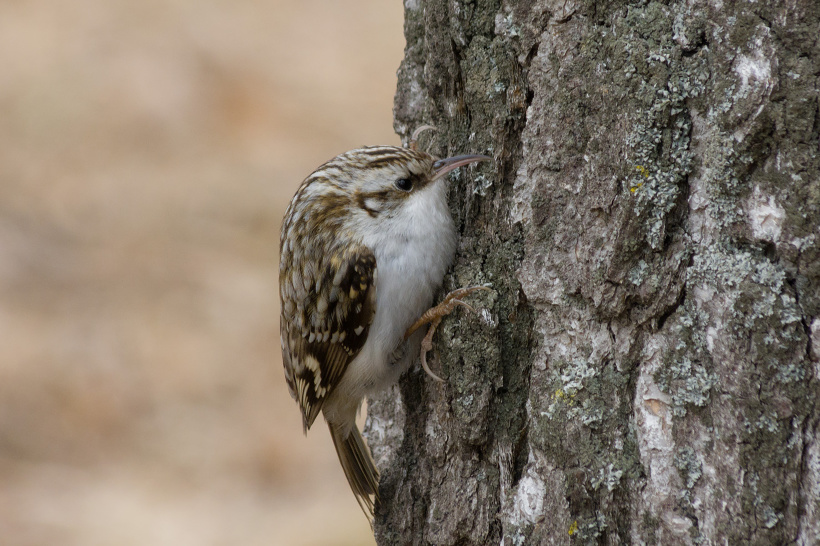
left=365, top=1, right=820, bottom=544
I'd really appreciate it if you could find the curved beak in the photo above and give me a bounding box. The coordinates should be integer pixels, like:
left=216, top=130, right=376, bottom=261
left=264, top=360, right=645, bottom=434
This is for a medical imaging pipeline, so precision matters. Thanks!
left=432, top=154, right=491, bottom=181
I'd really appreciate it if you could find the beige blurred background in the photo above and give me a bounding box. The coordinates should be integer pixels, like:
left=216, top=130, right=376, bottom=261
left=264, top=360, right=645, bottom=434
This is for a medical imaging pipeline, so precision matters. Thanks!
left=0, top=1, right=404, bottom=544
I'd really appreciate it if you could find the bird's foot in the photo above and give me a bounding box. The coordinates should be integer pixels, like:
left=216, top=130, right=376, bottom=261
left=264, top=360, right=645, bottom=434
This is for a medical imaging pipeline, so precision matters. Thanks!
left=408, top=125, right=436, bottom=150
left=405, top=285, right=491, bottom=382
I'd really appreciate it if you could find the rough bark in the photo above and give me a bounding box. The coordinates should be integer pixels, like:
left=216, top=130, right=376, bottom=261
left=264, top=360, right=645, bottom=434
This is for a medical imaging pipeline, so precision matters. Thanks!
left=365, top=0, right=820, bottom=544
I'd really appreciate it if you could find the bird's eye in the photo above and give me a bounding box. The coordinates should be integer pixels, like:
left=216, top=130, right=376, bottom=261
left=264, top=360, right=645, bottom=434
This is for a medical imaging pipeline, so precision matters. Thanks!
left=395, top=178, right=413, bottom=192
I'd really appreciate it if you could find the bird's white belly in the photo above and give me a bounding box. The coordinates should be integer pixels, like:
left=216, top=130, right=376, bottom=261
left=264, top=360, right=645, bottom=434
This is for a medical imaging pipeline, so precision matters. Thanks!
left=324, top=184, right=456, bottom=421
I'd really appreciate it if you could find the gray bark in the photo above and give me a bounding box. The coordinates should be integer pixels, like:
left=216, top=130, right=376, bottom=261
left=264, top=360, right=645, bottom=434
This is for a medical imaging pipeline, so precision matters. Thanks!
left=365, top=0, right=820, bottom=544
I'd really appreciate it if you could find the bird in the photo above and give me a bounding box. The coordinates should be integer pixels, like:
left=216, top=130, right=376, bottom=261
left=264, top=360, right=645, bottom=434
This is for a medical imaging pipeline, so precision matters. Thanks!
left=279, top=133, right=490, bottom=519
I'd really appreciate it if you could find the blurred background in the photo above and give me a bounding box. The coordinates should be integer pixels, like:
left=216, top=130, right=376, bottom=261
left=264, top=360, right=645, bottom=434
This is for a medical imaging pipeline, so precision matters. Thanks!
left=0, top=1, right=403, bottom=544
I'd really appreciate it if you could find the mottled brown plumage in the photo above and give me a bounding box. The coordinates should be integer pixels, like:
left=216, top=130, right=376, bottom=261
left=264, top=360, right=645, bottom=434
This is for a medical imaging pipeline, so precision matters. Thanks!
left=279, top=144, right=490, bottom=520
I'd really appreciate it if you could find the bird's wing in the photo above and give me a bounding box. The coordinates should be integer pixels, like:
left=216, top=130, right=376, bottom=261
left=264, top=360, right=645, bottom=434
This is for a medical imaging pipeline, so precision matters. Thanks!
left=281, top=245, right=376, bottom=431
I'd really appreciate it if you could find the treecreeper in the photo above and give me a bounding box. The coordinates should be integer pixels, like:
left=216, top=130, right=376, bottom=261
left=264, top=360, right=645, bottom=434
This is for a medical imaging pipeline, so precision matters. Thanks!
left=278, top=131, right=491, bottom=520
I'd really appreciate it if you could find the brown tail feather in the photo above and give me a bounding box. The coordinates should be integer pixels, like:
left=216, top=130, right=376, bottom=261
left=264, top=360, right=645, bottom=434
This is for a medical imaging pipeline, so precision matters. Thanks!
left=328, top=422, right=380, bottom=520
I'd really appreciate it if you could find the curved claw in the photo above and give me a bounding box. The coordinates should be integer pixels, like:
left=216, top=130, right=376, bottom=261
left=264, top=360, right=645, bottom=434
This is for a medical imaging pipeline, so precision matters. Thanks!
left=418, top=322, right=445, bottom=382
left=420, top=348, right=445, bottom=382
left=408, top=125, right=437, bottom=150
left=452, top=299, right=475, bottom=313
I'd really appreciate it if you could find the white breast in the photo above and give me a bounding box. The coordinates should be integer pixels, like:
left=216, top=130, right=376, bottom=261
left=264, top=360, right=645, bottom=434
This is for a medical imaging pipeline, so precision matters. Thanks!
left=336, top=179, right=457, bottom=400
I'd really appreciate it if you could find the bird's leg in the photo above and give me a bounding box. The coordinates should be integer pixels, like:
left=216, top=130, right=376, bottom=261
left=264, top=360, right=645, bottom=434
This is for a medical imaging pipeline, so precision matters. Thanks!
left=405, top=285, right=491, bottom=382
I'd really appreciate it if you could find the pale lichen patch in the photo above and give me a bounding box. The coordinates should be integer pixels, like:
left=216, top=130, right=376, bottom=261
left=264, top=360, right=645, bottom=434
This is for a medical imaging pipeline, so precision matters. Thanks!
left=747, top=185, right=785, bottom=243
